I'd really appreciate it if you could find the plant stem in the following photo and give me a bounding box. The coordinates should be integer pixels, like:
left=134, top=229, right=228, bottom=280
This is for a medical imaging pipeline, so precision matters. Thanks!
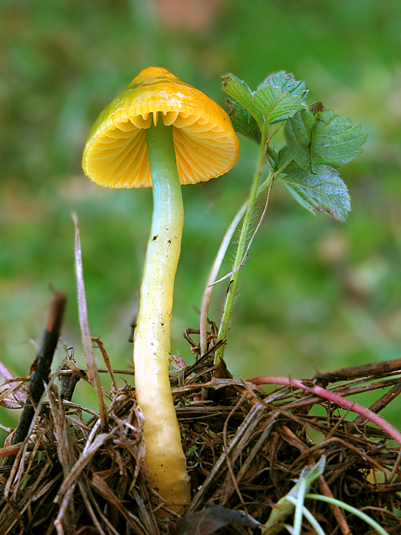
left=215, top=129, right=269, bottom=363
left=248, top=376, right=401, bottom=446
left=201, top=172, right=276, bottom=356
left=134, top=118, right=190, bottom=511
left=200, top=202, right=247, bottom=356
left=305, top=495, right=391, bottom=535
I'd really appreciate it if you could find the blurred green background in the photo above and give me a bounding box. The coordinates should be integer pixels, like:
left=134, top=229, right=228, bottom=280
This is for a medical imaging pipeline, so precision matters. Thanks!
left=1, top=0, right=401, bottom=439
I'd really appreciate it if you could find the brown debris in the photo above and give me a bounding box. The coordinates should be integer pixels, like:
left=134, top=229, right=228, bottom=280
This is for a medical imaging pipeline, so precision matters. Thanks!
left=0, top=337, right=401, bottom=535
left=0, top=289, right=400, bottom=534
left=10, top=291, right=66, bottom=452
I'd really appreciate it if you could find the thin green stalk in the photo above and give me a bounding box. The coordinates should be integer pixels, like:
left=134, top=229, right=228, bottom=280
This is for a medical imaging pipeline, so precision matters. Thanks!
left=200, top=171, right=273, bottom=357
left=293, top=478, right=308, bottom=535
left=306, top=494, right=390, bottom=535
left=284, top=498, right=326, bottom=535
left=200, top=202, right=247, bottom=356
left=215, top=130, right=269, bottom=363
left=263, top=456, right=326, bottom=535
left=134, top=119, right=190, bottom=511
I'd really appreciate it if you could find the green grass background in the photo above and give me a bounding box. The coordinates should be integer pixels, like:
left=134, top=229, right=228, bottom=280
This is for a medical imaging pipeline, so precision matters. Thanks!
left=1, top=0, right=401, bottom=439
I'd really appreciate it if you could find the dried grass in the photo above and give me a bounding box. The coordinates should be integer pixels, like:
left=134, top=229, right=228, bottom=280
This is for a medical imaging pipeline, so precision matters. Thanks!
left=1, top=341, right=401, bottom=534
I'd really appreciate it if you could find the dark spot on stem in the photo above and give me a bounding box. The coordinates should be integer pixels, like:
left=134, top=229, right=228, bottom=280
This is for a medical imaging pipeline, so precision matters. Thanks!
left=152, top=235, right=158, bottom=241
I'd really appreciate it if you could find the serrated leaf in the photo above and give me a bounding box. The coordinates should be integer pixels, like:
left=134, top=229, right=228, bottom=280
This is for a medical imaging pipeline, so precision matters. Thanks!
left=285, top=106, right=367, bottom=172
left=277, top=146, right=305, bottom=175
left=226, top=98, right=261, bottom=143
left=222, top=74, right=264, bottom=124
left=254, top=71, right=308, bottom=124
left=283, top=110, right=315, bottom=171
left=312, top=109, right=367, bottom=168
left=278, top=165, right=351, bottom=221
left=258, top=71, right=308, bottom=98
left=222, top=72, right=308, bottom=131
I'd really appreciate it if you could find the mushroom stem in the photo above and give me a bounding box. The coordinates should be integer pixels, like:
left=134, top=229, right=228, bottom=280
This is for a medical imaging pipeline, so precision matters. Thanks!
left=134, top=117, right=190, bottom=511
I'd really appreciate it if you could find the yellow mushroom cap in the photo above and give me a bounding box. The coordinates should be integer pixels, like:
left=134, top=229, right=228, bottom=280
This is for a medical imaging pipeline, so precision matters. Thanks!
left=82, top=67, right=240, bottom=188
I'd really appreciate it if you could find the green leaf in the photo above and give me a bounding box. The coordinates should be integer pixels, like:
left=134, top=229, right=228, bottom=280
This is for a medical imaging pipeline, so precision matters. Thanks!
left=225, top=98, right=261, bottom=143
left=285, top=104, right=367, bottom=172
left=258, top=72, right=308, bottom=98
left=278, top=165, right=351, bottom=222
left=282, top=110, right=315, bottom=171
left=254, top=71, right=308, bottom=124
left=222, top=74, right=263, bottom=125
left=222, top=72, right=308, bottom=132
left=266, top=145, right=278, bottom=168
left=277, top=146, right=300, bottom=175
left=312, top=108, right=367, bottom=168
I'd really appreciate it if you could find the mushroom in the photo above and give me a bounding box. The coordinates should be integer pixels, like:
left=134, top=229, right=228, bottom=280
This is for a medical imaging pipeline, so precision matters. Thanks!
left=82, top=67, right=239, bottom=511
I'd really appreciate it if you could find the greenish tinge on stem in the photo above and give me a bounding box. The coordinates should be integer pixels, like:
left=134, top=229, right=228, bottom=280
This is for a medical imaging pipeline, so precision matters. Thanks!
left=133, top=118, right=190, bottom=511
left=215, top=130, right=269, bottom=363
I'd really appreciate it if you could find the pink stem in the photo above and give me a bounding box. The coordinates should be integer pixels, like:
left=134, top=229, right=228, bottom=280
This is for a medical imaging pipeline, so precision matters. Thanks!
left=248, top=376, right=401, bottom=446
